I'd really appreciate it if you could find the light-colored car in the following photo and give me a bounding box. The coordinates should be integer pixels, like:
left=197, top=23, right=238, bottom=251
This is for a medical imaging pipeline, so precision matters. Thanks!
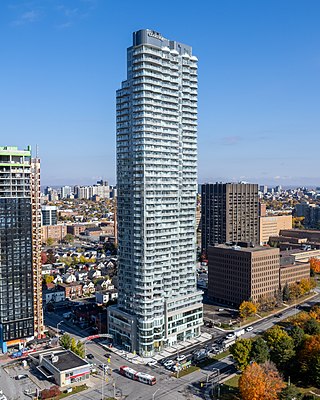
left=245, top=326, right=253, bottom=332
left=147, top=360, right=158, bottom=367
left=164, top=360, right=174, bottom=368
left=176, top=354, right=186, bottom=362
left=226, top=333, right=235, bottom=339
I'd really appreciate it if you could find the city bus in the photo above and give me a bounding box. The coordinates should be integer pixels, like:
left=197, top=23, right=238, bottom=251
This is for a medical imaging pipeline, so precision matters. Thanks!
left=119, top=366, right=156, bottom=385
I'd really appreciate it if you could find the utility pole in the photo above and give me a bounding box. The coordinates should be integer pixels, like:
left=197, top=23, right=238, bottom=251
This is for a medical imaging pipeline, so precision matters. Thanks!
left=101, top=363, right=105, bottom=400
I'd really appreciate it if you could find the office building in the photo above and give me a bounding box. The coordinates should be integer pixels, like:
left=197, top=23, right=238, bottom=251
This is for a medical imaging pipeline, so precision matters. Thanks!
left=201, top=183, right=259, bottom=253
left=208, top=244, right=280, bottom=306
left=41, top=205, right=58, bottom=226
left=108, top=29, right=203, bottom=356
left=259, top=215, right=292, bottom=245
left=208, top=242, right=311, bottom=306
left=0, top=146, right=43, bottom=352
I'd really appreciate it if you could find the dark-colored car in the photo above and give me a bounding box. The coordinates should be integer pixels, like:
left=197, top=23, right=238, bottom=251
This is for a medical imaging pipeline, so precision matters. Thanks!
left=87, top=354, right=94, bottom=360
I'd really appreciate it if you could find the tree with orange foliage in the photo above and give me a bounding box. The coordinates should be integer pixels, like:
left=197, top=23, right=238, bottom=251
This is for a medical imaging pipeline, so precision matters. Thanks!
left=310, top=257, right=320, bottom=273
left=298, top=334, right=320, bottom=373
left=239, top=361, right=285, bottom=400
left=310, top=305, right=320, bottom=321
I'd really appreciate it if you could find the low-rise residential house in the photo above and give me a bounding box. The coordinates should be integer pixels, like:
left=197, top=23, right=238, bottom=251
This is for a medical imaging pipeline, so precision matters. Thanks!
left=62, top=273, right=77, bottom=284
left=58, top=282, right=83, bottom=299
left=53, top=275, right=63, bottom=284
left=43, top=288, right=66, bottom=304
left=88, top=269, right=101, bottom=280
left=82, top=281, right=95, bottom=295
left=75, top=270, right=88, bottom=281
left=95, top=289, right=118, bottom=304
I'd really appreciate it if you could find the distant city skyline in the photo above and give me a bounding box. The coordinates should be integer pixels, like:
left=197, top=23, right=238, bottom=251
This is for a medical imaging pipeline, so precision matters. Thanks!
left=1, top=0, right=320, bottom=186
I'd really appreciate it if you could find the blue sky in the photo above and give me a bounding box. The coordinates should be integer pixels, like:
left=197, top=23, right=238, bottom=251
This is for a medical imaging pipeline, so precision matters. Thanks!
left=1, top=0, right=319, bottom=186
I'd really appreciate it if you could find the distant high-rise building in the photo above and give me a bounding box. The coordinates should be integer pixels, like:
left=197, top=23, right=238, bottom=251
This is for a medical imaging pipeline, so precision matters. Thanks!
left=61, top=185, right=72, bottom=199
left=0, top=146, right=43, bottom=352
left=108, top=29, right=203, bottom=356
left=201, top=183, right=259, bottom=252
left=259, top=185, right=268, bottom=194
left=41, top=205, right=58, bottom=226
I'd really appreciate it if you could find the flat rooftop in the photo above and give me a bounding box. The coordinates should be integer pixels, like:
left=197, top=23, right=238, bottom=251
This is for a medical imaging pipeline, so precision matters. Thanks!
left=42, top=350, right=89, bottom=371
left=210, top=244, right=276, bottom=253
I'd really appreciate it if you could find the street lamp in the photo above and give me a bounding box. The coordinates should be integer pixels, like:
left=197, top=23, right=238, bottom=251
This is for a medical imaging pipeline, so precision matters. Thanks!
left=56, top=321, right=63, bottom=335
left=152, top=388, right=160, bottom=400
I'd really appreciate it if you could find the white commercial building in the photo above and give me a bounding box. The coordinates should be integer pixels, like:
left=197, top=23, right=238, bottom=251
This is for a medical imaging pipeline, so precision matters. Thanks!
left=108, top=29, right=203, bottom=356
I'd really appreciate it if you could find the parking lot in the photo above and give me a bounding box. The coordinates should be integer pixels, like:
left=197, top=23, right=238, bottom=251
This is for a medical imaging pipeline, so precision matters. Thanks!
left=1, top=360, right=54, bottom=400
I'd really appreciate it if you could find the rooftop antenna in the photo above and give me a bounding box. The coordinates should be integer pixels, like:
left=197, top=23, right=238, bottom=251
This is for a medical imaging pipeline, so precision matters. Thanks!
left=36, top=144, right=39, bottom=158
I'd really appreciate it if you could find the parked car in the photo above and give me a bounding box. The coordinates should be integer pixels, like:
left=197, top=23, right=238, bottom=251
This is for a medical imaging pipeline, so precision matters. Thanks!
left=15, top=374, right=28, bottom=380
left=164, top=360, right=174, bottom=368
left=176, top=354, right=186, bottom=362
left=226, top=333, right=235, bottom=340
left=87, top=353, right=94, bottom=360
left=147, top=360, right=157, bottom=367
left=245, top=326, right=253, bottom=332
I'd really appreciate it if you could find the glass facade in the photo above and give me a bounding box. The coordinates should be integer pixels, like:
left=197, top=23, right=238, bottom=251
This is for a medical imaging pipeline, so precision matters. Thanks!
left=108, top=30, right=203, bottom=356
left=0, top=146, right=34, bottom=350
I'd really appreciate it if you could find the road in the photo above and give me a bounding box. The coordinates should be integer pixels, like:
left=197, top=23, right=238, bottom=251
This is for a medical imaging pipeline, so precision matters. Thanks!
left=44, top=293, right=320, bottom=400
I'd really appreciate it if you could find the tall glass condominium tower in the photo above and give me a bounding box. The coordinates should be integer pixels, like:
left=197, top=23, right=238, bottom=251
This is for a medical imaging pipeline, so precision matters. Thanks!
left=0, top=146, right=42, bottom=353
left=108, top=30, right=203, bottom=356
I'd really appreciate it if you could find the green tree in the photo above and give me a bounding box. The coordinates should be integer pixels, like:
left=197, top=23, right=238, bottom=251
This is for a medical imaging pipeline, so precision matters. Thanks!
left=279, top=384, right=302, bottom=400
left=70, top=338, right=85, bottom=358
left=304, top=319, right=320, bottom=335
left=283, top=283, right=290, bottom=302
left=46, top=237, right=54, bottom=246
left=311, top=354, right=320, bottom=388
left=59, top=333, right=71, bottom=349
left=230, top=339, right=252, bottom=371
left=63, top=233, right=74, bottom=244
left=251, top=337, right=269, bottom=364
left=264, top=326, right=295, bottom=369
left=289, top=326, right=305, bottom=349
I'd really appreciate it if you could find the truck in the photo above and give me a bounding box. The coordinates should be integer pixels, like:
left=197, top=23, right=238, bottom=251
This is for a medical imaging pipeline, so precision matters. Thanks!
left=235, top=329, right=245, bottom=337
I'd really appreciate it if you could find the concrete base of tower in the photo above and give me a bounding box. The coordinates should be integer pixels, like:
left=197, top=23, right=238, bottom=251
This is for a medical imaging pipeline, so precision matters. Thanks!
left=108, top=291, right=204, bottom=357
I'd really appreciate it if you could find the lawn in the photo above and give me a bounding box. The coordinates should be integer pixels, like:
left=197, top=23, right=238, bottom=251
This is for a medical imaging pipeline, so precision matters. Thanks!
left=173, top=365, right=199, bottom=378
left=59, top=384, right=88, bottom=399
left=218, top=374, right=241, bottom=400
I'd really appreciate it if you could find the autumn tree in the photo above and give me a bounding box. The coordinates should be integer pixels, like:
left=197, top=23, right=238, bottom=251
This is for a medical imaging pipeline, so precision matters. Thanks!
left=298, top=334, right=320, bottom=374
left=310, top=257, right=320, bottom=274
left=310, top=305, right=320, bottom=321
left=239, top=301, right=258, bottom=319
left=239, top=361, right=285, bottom=400
left=300, top=278, right=313, bottom=295
left=43, top=275, right=54, bottom=285
left=230, top=339, right=252, bottom=371
left=251, top=337, right=269, bottom=364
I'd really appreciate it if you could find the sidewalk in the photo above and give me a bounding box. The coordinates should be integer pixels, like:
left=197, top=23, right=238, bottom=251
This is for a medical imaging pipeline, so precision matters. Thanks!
left=103, top=332, right=212, bottom=365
